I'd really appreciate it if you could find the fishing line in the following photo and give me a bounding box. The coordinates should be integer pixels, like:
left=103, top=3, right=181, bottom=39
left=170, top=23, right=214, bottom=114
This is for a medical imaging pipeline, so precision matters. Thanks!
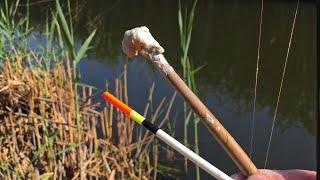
left=249, top=0, right=264, bottom=159
left=264, top=0, right=299, bottom=168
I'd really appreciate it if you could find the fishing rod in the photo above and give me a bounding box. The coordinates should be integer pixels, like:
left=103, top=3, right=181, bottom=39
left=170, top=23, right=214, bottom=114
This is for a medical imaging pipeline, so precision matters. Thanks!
left=102, top=91, right=233, bottom=180
left=121, top=26, right=257, bottom=176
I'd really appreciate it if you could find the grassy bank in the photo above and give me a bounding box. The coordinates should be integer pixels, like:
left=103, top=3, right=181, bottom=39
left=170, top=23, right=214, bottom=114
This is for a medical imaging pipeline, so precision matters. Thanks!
left=0, top=0, right=177, bottom=179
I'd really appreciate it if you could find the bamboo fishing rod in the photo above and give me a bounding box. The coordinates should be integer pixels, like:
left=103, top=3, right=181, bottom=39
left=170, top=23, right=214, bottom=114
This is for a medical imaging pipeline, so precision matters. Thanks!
left=121, top=26, right=258, bottom=176
left=102, top=91, right=232, bottom=180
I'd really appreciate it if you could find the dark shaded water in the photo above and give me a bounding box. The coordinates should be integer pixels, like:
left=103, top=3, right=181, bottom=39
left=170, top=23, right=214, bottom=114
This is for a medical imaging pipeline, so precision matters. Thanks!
left=28, top=0, right=316, bottom=179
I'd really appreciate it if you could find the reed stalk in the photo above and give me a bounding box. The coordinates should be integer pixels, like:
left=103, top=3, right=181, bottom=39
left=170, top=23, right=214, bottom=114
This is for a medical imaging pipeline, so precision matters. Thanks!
left=178, top=0, right=204, bottom=178
left=0, top=0, right=176, bottom=178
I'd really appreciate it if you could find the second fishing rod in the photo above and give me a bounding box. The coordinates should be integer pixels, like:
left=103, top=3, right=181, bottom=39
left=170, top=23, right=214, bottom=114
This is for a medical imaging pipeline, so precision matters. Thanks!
left=102, top=91, right=232, bottom=180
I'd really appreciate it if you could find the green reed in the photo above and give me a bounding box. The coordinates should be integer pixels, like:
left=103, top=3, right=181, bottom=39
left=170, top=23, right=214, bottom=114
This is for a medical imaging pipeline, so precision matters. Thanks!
left=0, top=0, right=180, bottom=178
left=178, top=0, right=206, bottom=179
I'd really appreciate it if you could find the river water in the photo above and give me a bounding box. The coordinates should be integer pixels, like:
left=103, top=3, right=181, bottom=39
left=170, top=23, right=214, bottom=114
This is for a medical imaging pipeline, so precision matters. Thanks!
left=28, top=0, right=316, bottom=179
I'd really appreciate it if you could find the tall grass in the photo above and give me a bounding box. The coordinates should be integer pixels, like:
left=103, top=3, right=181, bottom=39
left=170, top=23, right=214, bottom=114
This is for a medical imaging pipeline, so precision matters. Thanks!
left=178, top=0, right=205, bottom=179
left=0, top=0, right=177, bottom=179
left=55, top=1, right=96, bottom=177
left=0, top=0, right=31, bottom=57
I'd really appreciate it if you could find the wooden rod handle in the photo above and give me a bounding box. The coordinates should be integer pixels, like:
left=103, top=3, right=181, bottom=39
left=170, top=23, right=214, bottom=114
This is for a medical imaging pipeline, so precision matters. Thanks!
left=138, top=51, right=258, bottom=176
left=167, top=71, right=258, bottom=176
left=121, top=25, right=257, bottom=176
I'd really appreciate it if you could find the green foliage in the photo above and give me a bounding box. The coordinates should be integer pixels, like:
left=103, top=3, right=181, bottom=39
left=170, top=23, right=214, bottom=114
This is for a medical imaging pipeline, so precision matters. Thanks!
left=0, top=0, right=96, bottom=72
left=56, top=143, right=80, bottom=157
left=167, top=120, right=176, bottom=138
left=178, top=0, right=197, bottom=63
left=54, top=0, right=97, bottom=163
left=44, top=13, right=56, bottom=69
left=157, top=162, right=180, bottom=178
left=55, top=0, right=96, bottom=72
left=0, top=0, right=31, bottom=57
left=74, top=29, right=96, bottom=65
left=0, top=1, right=173, bottom=179
left=0, top=0, right=97, bottom=171
left=56, top=0, right=75, bottom=59
left=31, top=130, right=59, bottom=162
left=178, top=0, right=206, bottom=179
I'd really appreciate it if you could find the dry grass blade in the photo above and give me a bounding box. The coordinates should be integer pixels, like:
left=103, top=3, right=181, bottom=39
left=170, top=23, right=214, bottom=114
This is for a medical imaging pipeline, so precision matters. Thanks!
left=0, top=53, right=170, bottom=179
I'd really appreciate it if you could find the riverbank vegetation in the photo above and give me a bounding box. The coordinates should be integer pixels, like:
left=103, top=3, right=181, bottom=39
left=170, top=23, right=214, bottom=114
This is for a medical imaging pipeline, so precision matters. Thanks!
left=0, top=0, right=177, bottom=179
left=0, top=0, right=316, bottom=179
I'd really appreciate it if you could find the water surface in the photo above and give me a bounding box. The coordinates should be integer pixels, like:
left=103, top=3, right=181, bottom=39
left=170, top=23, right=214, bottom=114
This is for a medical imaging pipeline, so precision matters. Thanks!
left=28, top=0, right=317, bottom=179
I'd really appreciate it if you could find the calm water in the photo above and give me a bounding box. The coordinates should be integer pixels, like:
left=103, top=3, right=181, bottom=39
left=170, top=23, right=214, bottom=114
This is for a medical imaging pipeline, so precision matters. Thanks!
left=28, top=0, right=316, bottom=179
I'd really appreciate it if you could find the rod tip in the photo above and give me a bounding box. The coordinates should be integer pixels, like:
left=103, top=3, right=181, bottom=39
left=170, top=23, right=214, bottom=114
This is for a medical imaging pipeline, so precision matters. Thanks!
left=122, top=26, right=164, bottom=58
left=102, top=91, right=132, bottom=115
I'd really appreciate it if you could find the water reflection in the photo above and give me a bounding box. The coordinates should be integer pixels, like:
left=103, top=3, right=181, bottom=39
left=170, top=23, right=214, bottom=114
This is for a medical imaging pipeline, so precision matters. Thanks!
left=27, top=0, right=316, bottom=177
left=63, top=0, right=316, bottom=136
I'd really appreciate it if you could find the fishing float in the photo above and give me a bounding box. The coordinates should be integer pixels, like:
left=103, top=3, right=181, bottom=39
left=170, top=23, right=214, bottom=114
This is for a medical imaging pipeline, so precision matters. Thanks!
left=102, top=91, right=233, bottom=180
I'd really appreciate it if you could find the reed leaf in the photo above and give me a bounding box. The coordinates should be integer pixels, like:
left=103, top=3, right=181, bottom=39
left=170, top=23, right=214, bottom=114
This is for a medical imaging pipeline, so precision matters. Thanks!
left=11, top=0, right=20, bottom=19
left=178, top=0, right=184, bottom=52
left=190, top=63, right=206, bottom=75
left=74, top=29, right=96, bottom=65
left=56, top=0, right=75, bottom=59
